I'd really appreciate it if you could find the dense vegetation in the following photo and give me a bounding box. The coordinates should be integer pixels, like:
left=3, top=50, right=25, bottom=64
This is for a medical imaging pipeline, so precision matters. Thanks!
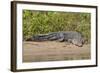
left=23, top=10, right=91, bottom=43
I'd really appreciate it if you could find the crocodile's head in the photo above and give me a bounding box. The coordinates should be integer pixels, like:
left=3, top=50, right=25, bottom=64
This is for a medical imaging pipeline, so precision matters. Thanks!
left=71, top=38, right=85, bottom=47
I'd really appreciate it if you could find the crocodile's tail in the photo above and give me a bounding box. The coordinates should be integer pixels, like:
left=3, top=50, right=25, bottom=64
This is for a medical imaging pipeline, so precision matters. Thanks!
left=26, top=34, right=50, bottom=41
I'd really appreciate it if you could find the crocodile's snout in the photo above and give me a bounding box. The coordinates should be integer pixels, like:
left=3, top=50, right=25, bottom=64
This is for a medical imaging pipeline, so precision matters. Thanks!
left=71, top=39, right=84, bottom=47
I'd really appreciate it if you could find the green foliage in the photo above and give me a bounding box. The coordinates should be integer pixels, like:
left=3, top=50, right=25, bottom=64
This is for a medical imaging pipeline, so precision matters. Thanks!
left=23, top=10, right=91, bottom=42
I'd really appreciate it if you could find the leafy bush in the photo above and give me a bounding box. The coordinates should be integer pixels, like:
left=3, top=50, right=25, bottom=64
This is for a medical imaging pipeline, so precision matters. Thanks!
left=23, top=10, right=91, bottom=43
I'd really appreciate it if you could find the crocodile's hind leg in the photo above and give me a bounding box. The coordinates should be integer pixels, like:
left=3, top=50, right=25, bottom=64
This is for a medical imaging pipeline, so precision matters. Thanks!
left=56, top=33, right=64, bottom=42
left=57, top=37, right=64, bottom=42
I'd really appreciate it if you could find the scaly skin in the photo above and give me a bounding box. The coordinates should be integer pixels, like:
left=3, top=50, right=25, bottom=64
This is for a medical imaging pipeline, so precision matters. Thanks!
left=26, top=31, right=85, bottom=47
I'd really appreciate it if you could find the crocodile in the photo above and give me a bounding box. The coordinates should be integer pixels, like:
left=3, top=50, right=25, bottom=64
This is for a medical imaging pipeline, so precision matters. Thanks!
left=26, top=31, right=85, bottom=47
